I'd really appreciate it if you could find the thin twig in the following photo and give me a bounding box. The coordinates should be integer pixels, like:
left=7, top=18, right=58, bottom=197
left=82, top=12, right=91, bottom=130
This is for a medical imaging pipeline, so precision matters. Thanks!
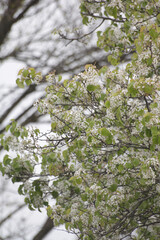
left=59, top=19, right=104, bottom=45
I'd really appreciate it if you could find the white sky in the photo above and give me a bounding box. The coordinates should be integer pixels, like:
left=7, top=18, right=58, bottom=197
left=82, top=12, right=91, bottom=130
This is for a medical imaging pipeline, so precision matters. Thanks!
left=0, top=59, right=25, bottom=86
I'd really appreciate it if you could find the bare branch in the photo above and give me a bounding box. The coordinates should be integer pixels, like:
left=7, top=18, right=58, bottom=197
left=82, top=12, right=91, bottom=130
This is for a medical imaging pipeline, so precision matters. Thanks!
left=32, top=217, right=54, bottom=240
left=0, top=204, right=25, bottom=226
left=59, top=19, right=104, bottom=45
left=0, top=0, right=40, bottom=46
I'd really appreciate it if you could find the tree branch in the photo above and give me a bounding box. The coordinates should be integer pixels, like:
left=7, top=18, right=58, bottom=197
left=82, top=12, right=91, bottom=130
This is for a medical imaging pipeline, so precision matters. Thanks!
left=0, top=204, right=25, bottom=226
left=13, top=0, right=40, bottom=23
left=59, top=19, right=104, bottom=45
left=0, top=0, right=40, bottom=46
left=0, top=84, right=36, bottom=130
left=82, top=12, right=125, bottom=23
left=32, top=217, right=54, bottom=240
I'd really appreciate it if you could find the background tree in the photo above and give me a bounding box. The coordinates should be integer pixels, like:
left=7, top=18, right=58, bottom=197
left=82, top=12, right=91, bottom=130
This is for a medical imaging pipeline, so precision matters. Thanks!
left=1, top=0, right=160, bottom=239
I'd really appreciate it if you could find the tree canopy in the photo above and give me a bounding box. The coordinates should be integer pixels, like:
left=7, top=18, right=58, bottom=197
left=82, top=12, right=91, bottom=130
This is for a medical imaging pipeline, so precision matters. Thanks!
left=1, top=0, right=160, bottom=239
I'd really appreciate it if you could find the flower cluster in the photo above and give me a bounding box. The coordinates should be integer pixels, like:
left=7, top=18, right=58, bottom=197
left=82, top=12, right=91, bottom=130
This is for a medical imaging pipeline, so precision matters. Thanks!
left=81, top=0, right=160, bottom=65
left=1, top=59, right=160, bottom=238
left=0, top=0, right=160, bottom=239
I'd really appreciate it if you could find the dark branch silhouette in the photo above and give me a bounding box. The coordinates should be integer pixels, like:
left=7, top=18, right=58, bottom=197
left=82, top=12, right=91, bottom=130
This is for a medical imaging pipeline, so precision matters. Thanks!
left=32, top=217, right=54, bottom=240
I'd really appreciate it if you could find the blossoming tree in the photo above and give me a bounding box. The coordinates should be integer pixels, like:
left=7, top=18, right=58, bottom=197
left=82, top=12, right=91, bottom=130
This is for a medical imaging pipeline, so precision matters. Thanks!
left=1, top=0, right=160, bottom=239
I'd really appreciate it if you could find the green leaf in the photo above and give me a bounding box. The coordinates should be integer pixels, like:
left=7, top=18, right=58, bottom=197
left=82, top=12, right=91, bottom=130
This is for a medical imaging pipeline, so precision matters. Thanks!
left=100, top=128, right=113, bottom=144
left=82, top=16, right=89, bottom=25
left=88, top=136, right=92, bottom=143
left=101, top=128, right=110, bottom=137
left=25, top=79, right=32, bottom=86
left=22, top=69, right=29, bottom=77
left=109, top=184, right=118, bottom=192
left=51, top=190, right=59, bottom=198
left=143, top=84, right=153, bottom=94
left=126, top=162, right=132, bottom=169
left=65, top=208, right=71, bottom=215
left=13, top=130, right=20, bottom=137
left=87, top=84, right=96, bottom=91
left=81, top=194, right=88, bottom=201
left=16, top=78, right=24, bottom=88
left=157, top=13, right=160, bottom=21
left=21, top=129, right=29, bottom=138
left=43, top=201, right=48, bottom=206
left=145, top=128, right=152, bottom=137
left=28, top=204, right=35, bottom=211
left=12, top=176, right=21, bottom=183
left=140, top=178, right=146, bottom=185
left=18, top=184, right=24, bottom=195
left=65, top=222, right=71, bottom=230
left=149, top=28, right=158, bottom=39
left=128, top=82, right=138, bottom=97
left=112, top=7, right=117, bottom=18
left=117, top=164, right=124, bottom=172
left=18, top=69, right=23, bottom=75
left=63, top=79, right=68, bottom=87
left=3, top=154, right=11, bottom=166
left=105, top=100, right=110, bottom=108
left=108, top=55, right=118, bottom=65
left=5, top=125, right=11, bottom=132
left=99, top=66, right=108, bottom=75
left=58, top=75, right=62, bottom=81
left=76, top=178, right=82, bottom=185
left=63, top=150, right=68, bottom=160
left=29, top=68, right=36, bottom=78
left=142, top=112, right=153, bottom=124
left=150, top=102, right=158, bottom=109
left=146, top=57, right=153, bottom=66
left=80, top=3, right=87, bottom=13
left=0, top=162, right=5, bottom=175
left=116, top=108, right=123, bottom=125
left=12, top=158, right=20, bottom=169
left=152, top=135, right=160, bottom=145
left=132, top=158, right=140, bottom=167
left=151, top=126, right=158, bottom=136
left=135, top=39, right=142, bottom=54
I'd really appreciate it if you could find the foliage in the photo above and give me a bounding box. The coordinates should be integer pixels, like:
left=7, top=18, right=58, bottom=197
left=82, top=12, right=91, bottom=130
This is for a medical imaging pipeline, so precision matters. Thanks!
left=1, top=0, right=160, bottom=239
left=81, top=0, right=160, bottom=65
